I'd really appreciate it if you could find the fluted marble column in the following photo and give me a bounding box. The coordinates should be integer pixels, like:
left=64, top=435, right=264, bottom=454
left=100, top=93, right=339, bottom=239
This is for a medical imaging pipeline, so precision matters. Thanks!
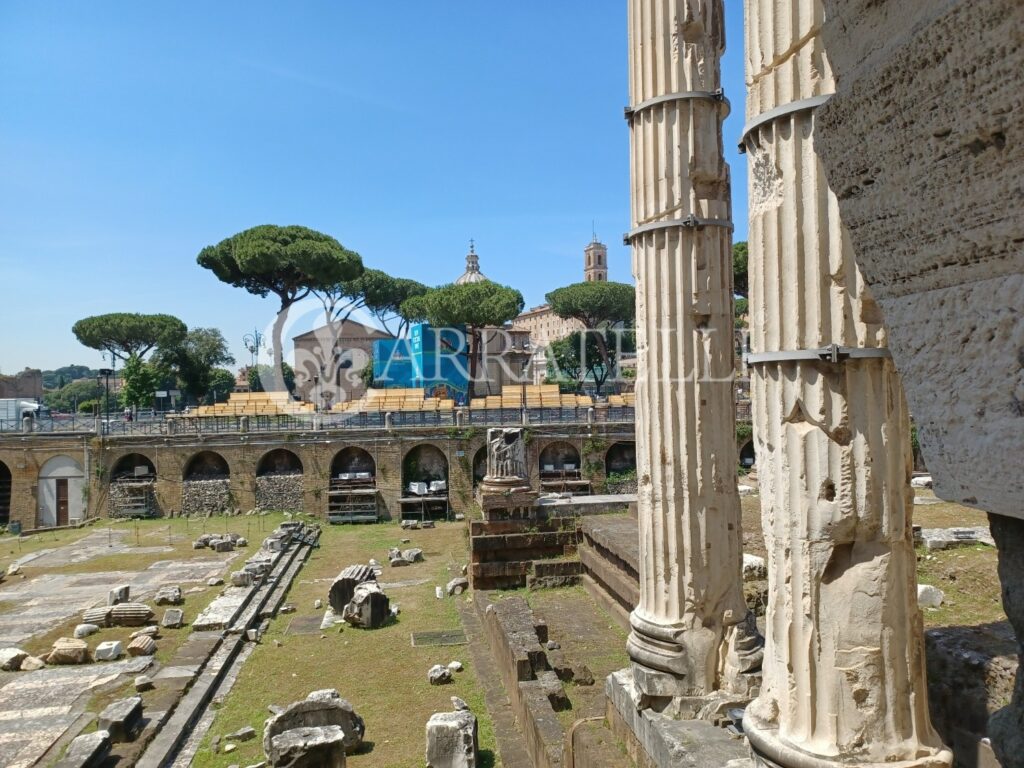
left=741, top=1, right=951, bottom=766
left=626, top=0, right=761, bottom=715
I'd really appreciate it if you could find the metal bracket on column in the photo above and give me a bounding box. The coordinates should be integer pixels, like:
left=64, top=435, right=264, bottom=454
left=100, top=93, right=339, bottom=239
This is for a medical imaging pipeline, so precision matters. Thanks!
left=744, top=344, right=891, bottom=365
left=625, top=89, right=726, bottom=120
left=738, top=94, right=834, bottom=153
left=623, top=214, right=734, bottom=244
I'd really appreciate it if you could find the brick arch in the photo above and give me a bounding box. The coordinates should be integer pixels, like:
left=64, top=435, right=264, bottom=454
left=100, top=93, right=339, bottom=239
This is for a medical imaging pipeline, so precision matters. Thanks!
left=0, top=459, right=10, bottom=526
left=401, top=443, right=449, bottom=487
left=537, top=440, right=581, bottom=472
left=605, top=441, right=637, bottom=476
left=472, top=446, right=487, bottom=487
left=257, top=448, right=304, bottom=476
left=183, top=450, right=231, bottom=480
left=739, top=439, right=756, bottom=469
left=111, top=452, right=156, bottom=480
left=331, top=446, right=377, bottom=478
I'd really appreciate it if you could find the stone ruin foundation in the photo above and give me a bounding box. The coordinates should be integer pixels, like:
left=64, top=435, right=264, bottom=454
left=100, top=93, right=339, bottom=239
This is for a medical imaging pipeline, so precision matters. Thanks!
left=256, top=472, right=304, bottom=512
left=180, top=478, right=231, bottom=517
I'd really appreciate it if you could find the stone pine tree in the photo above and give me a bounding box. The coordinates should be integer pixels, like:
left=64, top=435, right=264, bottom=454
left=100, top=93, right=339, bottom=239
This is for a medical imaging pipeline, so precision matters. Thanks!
left=72, top=313, right=187, bottom=363
left=197, top=225, right=363, bottom=390
left=545, top=281, right=635, bottom=378
left=73, top=312, right=187, bottom=416
left=401, top=281, right=524, bottom=393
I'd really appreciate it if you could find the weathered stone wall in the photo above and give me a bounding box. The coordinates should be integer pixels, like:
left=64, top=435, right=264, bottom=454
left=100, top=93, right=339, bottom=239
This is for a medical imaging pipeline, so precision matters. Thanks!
left=814, top=0, right=1024, bottom=521
left=255, top=473, right=304, bottom=512
left=180, top=479, right=232, bottom=517
left=0, top=423, right=633, bottom=526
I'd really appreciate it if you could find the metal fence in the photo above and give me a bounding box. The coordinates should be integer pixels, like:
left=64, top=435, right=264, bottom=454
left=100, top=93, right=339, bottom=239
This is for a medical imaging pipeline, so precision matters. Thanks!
left=0, top=404, right=800, bottom=437
left=1, top=406, right=645, bottom=437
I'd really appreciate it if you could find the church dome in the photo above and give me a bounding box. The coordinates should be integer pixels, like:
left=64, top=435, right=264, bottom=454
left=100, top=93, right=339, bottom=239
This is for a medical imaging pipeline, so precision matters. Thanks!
left=455, top=240, right=488, bottom=284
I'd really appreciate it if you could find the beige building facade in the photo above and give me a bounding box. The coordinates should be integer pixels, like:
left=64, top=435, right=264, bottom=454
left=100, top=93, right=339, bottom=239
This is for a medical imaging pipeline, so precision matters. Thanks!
left=292, top=319, right=390, bottom=409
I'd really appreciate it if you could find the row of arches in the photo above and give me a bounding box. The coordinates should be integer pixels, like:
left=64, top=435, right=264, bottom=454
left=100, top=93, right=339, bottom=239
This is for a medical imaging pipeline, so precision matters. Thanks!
left=0, top=439, right=647, bottom=527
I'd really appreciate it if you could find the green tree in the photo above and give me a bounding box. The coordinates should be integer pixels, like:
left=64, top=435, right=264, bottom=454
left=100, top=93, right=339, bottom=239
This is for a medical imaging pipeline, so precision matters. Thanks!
left=401, top=281, right=524, bottom=389
left=155, top=328, right=236, bottom=404
left=119, top=354, right=164, bottom=411
left=43, top=379, right=103, bottom=412
left=72, top=313, right=187, bottom=363
left=733, top=241, right=748, bottom=298
left=249, top=363, right=295, bottom=394
left=546, top=281, right=635, bottom=375
left=315, top=268, right=428, bottom=338
left=547, top=329, right=634, bottom=395
left=42, top=365, right=98, bottom=390
left=206, top=368, right=238, bottom=404
left=197, top=225, right=363, bottom=388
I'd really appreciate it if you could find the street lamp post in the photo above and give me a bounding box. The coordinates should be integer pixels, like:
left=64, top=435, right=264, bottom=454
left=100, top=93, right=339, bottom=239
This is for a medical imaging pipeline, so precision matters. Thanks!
left=97, top=368, right=113, bottom=434
left=243, top=329, right=265, bottom=375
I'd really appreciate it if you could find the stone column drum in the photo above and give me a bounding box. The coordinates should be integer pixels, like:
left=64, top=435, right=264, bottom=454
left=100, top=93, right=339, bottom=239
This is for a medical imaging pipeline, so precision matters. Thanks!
left=625, top=0, right=761, bottom=714
left=741, top=1, right=951, bottom=766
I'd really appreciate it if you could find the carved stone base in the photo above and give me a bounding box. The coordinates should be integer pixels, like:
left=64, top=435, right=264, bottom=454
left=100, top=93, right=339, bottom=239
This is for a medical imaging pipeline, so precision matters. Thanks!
left=744, top=711, right=953, bottom=768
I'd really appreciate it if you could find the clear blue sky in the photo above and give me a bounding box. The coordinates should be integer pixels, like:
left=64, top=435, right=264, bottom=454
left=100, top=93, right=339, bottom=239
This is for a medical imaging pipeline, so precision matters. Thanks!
left=0, top=1, right=748, bottom=373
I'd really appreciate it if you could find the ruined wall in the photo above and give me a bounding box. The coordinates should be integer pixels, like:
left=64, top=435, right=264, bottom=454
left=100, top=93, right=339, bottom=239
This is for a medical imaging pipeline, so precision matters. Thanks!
left=0, top=423, right=633, bottom=527
left=814, top=0, right=1024, bottom=520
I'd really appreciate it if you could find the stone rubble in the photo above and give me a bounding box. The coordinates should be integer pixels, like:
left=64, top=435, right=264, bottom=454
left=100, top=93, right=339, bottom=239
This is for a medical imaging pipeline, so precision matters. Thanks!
left=428, top=664, right=453, bottom=685
left=446, top=578, right=469, bottom=597
left=255, top=473, right=304, bottom=513
left=154, top=585, right=183, bottom=605
left=181, top=478, right=232, bottom=517
left=267, top=725, right=346, bottom=767
left=0, top=647, right=28, bottom=671
left=263, top=689, right=365, bottom=757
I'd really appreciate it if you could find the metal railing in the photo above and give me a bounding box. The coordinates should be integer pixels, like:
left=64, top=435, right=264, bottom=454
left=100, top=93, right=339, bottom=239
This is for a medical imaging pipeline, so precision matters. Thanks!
left=0, top=403, right=772, bottom=437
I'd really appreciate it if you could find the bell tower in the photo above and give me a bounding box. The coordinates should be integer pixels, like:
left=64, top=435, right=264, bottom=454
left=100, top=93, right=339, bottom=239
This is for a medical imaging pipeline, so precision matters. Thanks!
left=584, top=237, right=607, bottom=282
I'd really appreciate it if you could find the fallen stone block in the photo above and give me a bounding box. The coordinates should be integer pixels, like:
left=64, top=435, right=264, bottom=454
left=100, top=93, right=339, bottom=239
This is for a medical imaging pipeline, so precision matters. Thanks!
left=918, top=584, right=945, bottom=608
left=208, top=577, right=225, bottom=586
left=227, top=725, right=257, bottom=742
left=263, top=689, right=365, bottom=756
left=389, top=557, right=410, bottom=567
left=425, top=709, right=478, bottom=768
left=236, top=537, right=249, bottom=547
left=155, top=585, right=183, bottom=605
left=213, top=538, right=235, bottom=552
left=267, top=725, right=346, bottom=767
left=402, top=548, right=424, bottom=563
left=131, top=626, right=159, bottom=639
left=421, top=520, right=436, bottom=529
left=110, top=603, right=154, bottom=627
left=428, top=664, right=453, bottom=686
left=107, top=584, right=130, bottom=606
left=328, top=564, right=376, bottom=613
left=82, top=606, right=113, bottom=627
left=743, top=553, right=768, bottom=581
left=98, top=696, right=143, bottom=743
left=55, top=729, right=110, bottom=768
left=94, top=641, right=123, bottom=661
left=127, top=635, right=157, bottom=657
left=135, top=675, right=154, bottom=692
left=231, top=570, right=254, bottom=587
left=0, top=647, right=28, bottom=671
left=446, top=577, right=469, bottom=597
left=48, top=637, right=89, bottom=665
left=161, top=608, right=185, bottom=629
left=21, top=655, right=45, bottom=671
left=341, top=582, right=390, bottom=629
left=74, top=623, right=100, bottom=639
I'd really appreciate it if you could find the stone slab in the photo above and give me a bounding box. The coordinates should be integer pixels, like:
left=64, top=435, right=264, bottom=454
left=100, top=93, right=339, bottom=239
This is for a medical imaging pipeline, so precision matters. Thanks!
left=605, top=669, right=750, bottom=768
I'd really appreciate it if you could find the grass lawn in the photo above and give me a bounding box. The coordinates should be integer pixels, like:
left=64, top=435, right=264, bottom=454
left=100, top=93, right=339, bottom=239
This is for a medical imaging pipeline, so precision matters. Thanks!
left=191, top=520, right=500, bottom=768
